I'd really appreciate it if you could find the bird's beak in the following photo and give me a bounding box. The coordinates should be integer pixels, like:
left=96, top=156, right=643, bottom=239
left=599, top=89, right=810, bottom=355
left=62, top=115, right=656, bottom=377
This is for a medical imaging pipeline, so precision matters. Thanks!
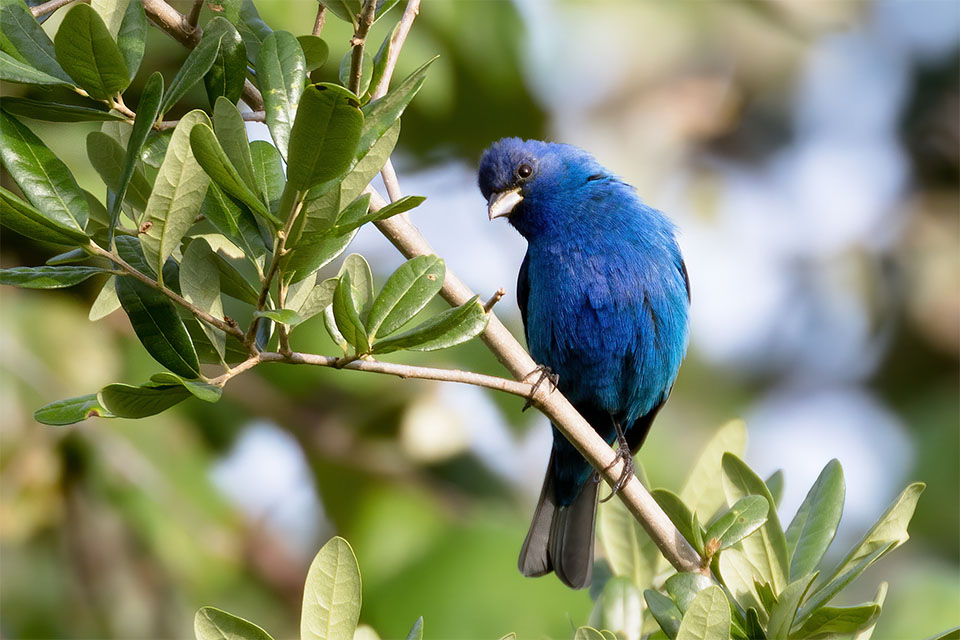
left=487, top=188, right=523, bottom=220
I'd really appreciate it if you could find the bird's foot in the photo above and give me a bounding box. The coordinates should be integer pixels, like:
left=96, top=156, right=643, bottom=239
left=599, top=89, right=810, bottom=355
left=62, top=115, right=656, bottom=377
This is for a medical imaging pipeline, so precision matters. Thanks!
left=599, top=430, right=634, bottom=503
left=522, top=365, right=559, bottom=412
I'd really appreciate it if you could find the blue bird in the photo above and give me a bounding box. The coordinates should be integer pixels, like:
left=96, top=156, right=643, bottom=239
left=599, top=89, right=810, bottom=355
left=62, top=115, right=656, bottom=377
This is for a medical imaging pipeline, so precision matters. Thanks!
left=478, top=138, right=690, bottom=589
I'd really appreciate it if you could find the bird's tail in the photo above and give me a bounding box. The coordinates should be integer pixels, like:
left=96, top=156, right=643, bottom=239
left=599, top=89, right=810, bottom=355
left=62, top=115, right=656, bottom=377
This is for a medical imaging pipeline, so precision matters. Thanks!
left=518, top=454, right=600, bottom=589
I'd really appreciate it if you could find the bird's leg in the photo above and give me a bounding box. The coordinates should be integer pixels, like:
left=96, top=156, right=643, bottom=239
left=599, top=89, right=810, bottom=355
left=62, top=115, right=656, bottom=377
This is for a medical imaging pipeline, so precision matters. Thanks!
left=521, top=365, right=559, bottom=411
left=599, top=417, right=634, bottom=503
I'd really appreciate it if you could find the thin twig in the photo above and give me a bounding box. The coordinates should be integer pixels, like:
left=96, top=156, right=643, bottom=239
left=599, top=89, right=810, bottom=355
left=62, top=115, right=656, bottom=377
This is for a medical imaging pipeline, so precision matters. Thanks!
left=312, top=2, right=327, bottom=37
left=30, top=0, right=78, bottom=18
left=186, top=0, right=203, bottom=27
left=483, top=288, right=505, bottom=313
left=369, top=0, right=421, bottom=100
left=157, top=110, right=265, bottom=131
left=348, top=0, right=377, bottom=96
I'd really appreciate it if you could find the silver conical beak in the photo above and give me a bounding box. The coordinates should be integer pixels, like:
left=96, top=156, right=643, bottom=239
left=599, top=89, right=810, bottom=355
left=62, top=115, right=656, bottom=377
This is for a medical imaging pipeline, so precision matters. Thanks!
left=487, top=188, right=523, bottom=220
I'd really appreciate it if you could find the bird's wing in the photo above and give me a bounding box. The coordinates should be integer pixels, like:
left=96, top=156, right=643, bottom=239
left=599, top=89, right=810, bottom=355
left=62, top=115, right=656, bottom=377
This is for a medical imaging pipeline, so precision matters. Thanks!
left=517, top=252, right=531, bottom=341
left=679, top=258, right=691, bottom=302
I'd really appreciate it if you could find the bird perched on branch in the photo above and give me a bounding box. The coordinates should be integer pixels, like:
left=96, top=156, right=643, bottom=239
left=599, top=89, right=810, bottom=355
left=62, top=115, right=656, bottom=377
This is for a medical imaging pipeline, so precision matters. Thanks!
left=478, top=138, right=690, bottom=589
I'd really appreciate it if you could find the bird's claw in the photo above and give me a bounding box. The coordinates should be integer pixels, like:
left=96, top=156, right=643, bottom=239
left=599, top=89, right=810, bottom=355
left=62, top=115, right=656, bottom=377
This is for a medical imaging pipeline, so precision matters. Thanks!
left=599, top=429, right=634, bottom=503
left=522, top=365, right=559, bottom=412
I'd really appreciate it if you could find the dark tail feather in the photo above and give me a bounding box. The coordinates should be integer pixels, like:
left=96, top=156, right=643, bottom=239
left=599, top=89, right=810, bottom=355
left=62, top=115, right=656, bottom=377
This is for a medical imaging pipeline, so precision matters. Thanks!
left=518, top=455, right=600, bottom=589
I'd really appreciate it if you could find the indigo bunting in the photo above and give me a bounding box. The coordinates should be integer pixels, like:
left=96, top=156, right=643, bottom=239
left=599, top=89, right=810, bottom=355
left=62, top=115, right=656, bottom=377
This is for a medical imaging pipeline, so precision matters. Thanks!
left=478, top=138, right=690, bottom=589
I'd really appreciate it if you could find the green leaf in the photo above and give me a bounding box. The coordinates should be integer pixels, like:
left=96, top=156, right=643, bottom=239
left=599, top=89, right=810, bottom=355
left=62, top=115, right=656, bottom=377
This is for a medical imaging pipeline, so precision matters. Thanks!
left=705, top=495, right=769, bottom=552
left=357, top=57, right=435, bottom=157
left=286, top=83, right=363, bottom=190
left=322, top=0, right=359, bottom=25
left=190, top=122, right=275, bottom=222
left=785, top=459, right=844, bottom=580
left=301, top=536, right=362, bottom=640
left=194, top=606, right=274, bottom=640
left=290, top=277, right=337, bottom=325
left=745, top=609, right=765, bottom=640
left=213, top=98, right=259, bottom=197
left=115, top=271, right=201, bottom=378
left=331, top=194, right=424, bottom=236
left=324, top=303, right=348, bottom=353
left=109, top=70, right=163, bottom=239
left=90, top=275, right=121, bottom=320
left=235, top=0, right=271, bottom=65
left=1, top=0, right=70, bottom=81
left=593, top=577, right=642, bottom=640
left=650, top=488, right=699, bottom=551
left=922, top=628, right=960, bottom=640
left=140, top=110, right=211, bottom=282
left=203, top=17, right=245, bottom=107
left=99, top=381, right=191, bottom=418
left=645, top=589, right=683, bottom=639
left=149, top=372, right=222, bottom=403
left=367, top=255, right=444, bottom=341
left=675, top=585, right=730, bottom=640
left=0, top=49, right=73, bottom=85
left=338, top=253, right=374, bottom=318
left=721, top=453, right=789, bottom=592
left=717, top=548, right=767, bottom=624
left=297, top=34, right=328, bottom=72
left=180, top=238, right=226, bottom=361
left=598, top=472, right=658, bottom=587
left=249, top=140, right=284, bottom=213
left=159, top=28, right=223, bottom=116
left=116, top=0, right=145, bottom=80
left=790, top=604, right=881, bottom=639
left=766, top=470, right=785, bottom=509
left=339, top=120, right=399, bottom=205
left=573, top=628, right=606, bottom=640
left=253, top=308, right=302, bottom=326
left=368, top=21, right=397, bottom=96
left=86, top=131, right=152, bottom=212
left=0, top=110, right=89, bottom=232
left=0, top=185, right=88, bottom=244
left=286, top=228, right=357, bottom=285
left=200, top=185, right=266, bottom=267
left=46, top=247, right=90, bottom=265
left=665, top=572, right=713, bottom=614
left=766, top=574, right=817, bottom=640
left=680, top=419, right=747, bottom=521
left=404, top=617, right=423, bottom=640
left=34, top=393, right=114, bottom=425
left=332, top=270, right=370, bottom=353
left=371, top=295, right=488, bottom=354
left=851, top=582, right=887, bottom=640
left=53, top=4, right=129, bottom=99
left=90, top=0, right=127, bottom=36
left=1, top=97, right=125, bottom=122
left=0, top=265, right=108, bottom=288
left=256, top=30, right=305, bottom=159
left=796, top=541, right=894, bottom=622
left=337, top=48, right=372, bottom=96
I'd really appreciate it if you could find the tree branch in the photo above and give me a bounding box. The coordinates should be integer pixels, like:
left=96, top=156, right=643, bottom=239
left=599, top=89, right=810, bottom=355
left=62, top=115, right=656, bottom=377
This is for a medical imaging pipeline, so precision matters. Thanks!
left=30, top=0, right=78, bottom=18
left=348, top=0, right=377, bottom=96
left=312, top=2, right=327, bottom=37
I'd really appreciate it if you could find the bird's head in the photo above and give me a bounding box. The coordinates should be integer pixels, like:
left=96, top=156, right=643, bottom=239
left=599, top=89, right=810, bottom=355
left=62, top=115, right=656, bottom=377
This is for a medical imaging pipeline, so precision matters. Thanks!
left=478, top=137, right=608, bottom=237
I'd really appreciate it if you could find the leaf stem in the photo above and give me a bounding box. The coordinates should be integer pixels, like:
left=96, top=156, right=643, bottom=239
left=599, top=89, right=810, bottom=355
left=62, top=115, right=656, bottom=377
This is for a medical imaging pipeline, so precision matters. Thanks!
left=348, top=0, right=377, bottom=96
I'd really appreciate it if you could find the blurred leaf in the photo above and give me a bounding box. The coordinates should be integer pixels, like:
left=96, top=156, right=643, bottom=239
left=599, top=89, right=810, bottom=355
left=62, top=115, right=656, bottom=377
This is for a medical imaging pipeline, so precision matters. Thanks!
left=1, top=0, right=70, bottom=81
left=2, top=97, right=125, bottom=122
left=371, top=295, right=488, bottom=353
left=159, top=29, right=223, bottom=116
left=0, top=185, right=88, bottom=244
left=249, top=140, right=284, bottom=213
left=790, top=604, right=881, bottom=638
left=149, top=372, right=222, bottom=402
left=297, top=35, right=328, bottom=71
left=46, top=247, right=90, bottom=265
left=213, top=98, right=259, bottom=196
left=0, top=49, right=73, bottom=85
left=574, top=628, right=605, bottom=640
left=923, top=628, right=960, bottom=640
left=331, top=194, right=424, bottom=236
left=851, top=582, right=887, bottom=640
left=140, top=110, right=211, bottom=282
left=256, top=30, right=304, bottom=159
left=717, top=548, right=767, bottom=624
left=0, top=265, right=108, bottom=288
left=721, top=453, right=789, bottom=592
left=785, top=459, right=844, bottom=580
left=357, top=57, right=435, bottom=157
left=367, top=255, right=444, bottom=341
left=766, top=574, right=816, bottom=640
left=301, top=536, right=362, bottom=640
left=705, top=495, right=769, bottom=552
left=765, top=470, right=784, bottom=509
left=353, top=625, right=381, bottom=640
left=180, top=238, right=226, bottom=360
left=368, top=21, right=396, bottom=94
left=194, top=606, right=274, bottom=640
left=86, top=131, right=152, bottom=212
left=200, top=185, right=266, bottom=267
left=338, top=49, right=372, bottom=96
left=680, top=419, right=746, bottom=521
left=650, top=489, right=698, bottom=551
left=34, top=393, right=114, bottom=425
left=675, top=586, right=729, bottom=640
left=744, top=609, right=765, bottom=640
left=404, top=617, right=423, bottom=640
left=323, top=0, right=359, bottom=25
left=53, top=4, right=129, bottom=99
left=90, top=274, right=121, bottom=319
left=497, top=635, right=516, bottom=640
left=99, top=381, right=191, bottom=418
left=645, top=589, right=682, bottom=639
left=332, top=270, right=370, bottom=353
left=203, top=18, right=245, bottom=107
left=0, top=110, right=89, bottom=232
left=599, top=479, right=658, bottom=587
left=287, top=83, right=363, bottom=190
left=116, top=0, right=145, bottom=80
left=253, top=308, right=302, bottom=326
left=592, top=577, right=642, bottom=640
left=190, top=122, right=274, bottom=222
left=665, top=573, right=712, bottom=614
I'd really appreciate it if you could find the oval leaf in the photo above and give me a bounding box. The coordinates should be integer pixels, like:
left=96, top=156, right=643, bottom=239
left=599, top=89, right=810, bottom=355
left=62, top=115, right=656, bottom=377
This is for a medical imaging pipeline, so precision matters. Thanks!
left=203, top=17, right=245, bottom=107
left=357, top=57, right=435, bottom=158
left=34, top=393, right=114, bottom=425
left=286, top=83, right=363, bottom=190
left=705, top=495, right=769, bottom=552
left=644, top=589, right=682, bottom=639
left=680, top=419, right=747, bottom=521
left=116, top=0, right=146, bottom=80
left=785, top=459, right=845, bottom=580
left=194, top=606, right=274, bottom=640
left=180, top=238, right=226, bottom=361
left=149, top=372, right=222, bottom=403
left=367, top=255, right=444, bottom=340
left=675, top=585, right=730, bottom=640
left=0, top=265, right=108, bottom=288
left=332, top=270, right=370, bottom=353
left=301, top=536, right=362, bottom=640
left=253, top=308, right=302, bottom=326
left=190, top=122, right=274, bottom=222
left=1, top=0, right=70, bottom=81
left=86, top=130, right=152, bottom=212
left=297, top=34, right=328, bottom=72
left=1, top=97, right=126, bottom=122
left=0, top=185, right=88, bottom=244
left=371, top=295, right=488, bottom=354
left=159, top=28, right=223, bottom=116
left=256, top=30, right=305, bottom=159
left=53, top=4, right=129, bottom=99
left=213, top=97, right=259, bottom=197
left=99, top=381, right=191, bottom=418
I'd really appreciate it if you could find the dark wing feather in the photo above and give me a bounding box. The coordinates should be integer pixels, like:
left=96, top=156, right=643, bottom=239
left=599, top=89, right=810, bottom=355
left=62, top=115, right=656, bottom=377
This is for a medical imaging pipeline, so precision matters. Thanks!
left=517, top=252, right=531, bottom=341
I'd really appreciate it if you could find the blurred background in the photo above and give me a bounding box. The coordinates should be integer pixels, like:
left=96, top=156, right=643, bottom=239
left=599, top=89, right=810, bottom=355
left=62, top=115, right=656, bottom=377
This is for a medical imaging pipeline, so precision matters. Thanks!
left=1, top=0, right=958, bottom=638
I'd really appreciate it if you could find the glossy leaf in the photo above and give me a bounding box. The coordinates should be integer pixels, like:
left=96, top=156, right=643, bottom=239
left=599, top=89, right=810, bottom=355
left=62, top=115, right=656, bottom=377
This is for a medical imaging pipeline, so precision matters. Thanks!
left=140, top=110, right=211, bottom=282
left=665, top=573, right=712, bottom=614
left=180, top=238, right=226, bottom=361
left=404, top=617, right=423, bottom=640
left=0, top=265, right=108, bottom=288
left=200, top=185, right=266, bottom=267
left=675, top=586, right=729, bottom=640
left=338, top=48, right=372, bottom=96
left=367, top=255, right=444, bottom=340
left=785, top=459, right=845, bottom=580
left=99, top=381, right=191, bottom=418
left=256, top=30, right=305, bottom=159
left=203, top=17, right=245, bottom=107
left=791, top=604, right=881, bottom=638
left=253, top=308, right=302, bottom=326
left=194, top=606, right=274, bottom=640
left=722, top=453, right=789, bottom=592
left=301, top=536, right=361, bottom=640
left=1, top=97, right=125, bottom=122
left=0, top=185, right=88, bottom=245
left=116, top=0, right=145, bottom=80
left=680, top=419, right=747, bottom=520
left=705, top=495, right=769, bottom=552
left=331, top=194, right=424, bottom=236
left=0, top=110, right=88, bottom=232
left=332, top=270, right=370, bottom=353
left=190, top=122, right=274, bottom=222
left=0, top=49, right=73, bottom=85
left=53, top=4, right=129, bottom=99
left=149, top=372, right=222, bottom=403
left=159, top=29, right=223, bottom=116
left=297, top=34, right=328, bottom=71
left=90, top=275, right=121, bottom=320
left=213, top=98, right=259, bottom=197
left=766, top=574, right=816, bottom=640
left=645, top=589, right=682, bottom=639
left=86, top=131, right=152, bottom=212
left=249, top=140, right=284, bottom=213
left=286, top=83, right=363, bottom=190
left=34, top=393, right=114, bottom=425
left=1, top=0, right=70, bottom=81
left=357, top=57, right=435, bottom=158
left=371, top=295, right=488, bottom=354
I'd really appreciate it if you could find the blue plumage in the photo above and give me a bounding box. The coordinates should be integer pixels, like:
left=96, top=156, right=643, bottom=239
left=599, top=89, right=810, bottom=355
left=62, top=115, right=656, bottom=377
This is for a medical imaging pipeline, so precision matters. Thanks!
left=478, top=138, right=690, bottom=589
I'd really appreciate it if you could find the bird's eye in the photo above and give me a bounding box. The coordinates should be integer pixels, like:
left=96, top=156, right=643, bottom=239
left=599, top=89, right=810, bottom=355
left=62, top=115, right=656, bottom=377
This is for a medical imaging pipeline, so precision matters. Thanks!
left=517, top=163, right=533, bottom=179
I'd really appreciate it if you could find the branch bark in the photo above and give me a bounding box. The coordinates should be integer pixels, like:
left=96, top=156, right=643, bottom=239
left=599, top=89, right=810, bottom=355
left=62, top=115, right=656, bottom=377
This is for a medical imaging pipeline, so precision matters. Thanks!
left=348, top=0, right=378, bottom=96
